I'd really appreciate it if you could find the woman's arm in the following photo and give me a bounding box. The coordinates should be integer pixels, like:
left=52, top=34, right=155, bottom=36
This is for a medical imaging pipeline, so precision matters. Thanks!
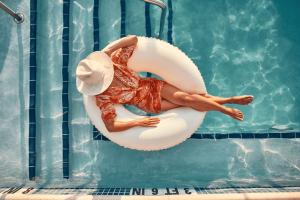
left=96, top=97, right=157, bottom=132
left=102, top=35, right=138, bottom=57
left=104, top=117, right=160, bottom=132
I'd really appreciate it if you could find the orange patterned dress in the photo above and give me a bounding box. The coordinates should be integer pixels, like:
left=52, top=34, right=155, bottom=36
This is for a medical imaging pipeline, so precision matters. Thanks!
left=95, top=45, right=166, bottom=123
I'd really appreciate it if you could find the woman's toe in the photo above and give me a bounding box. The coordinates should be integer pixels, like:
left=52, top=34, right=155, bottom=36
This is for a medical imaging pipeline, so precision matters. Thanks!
left=242, top=95, right=254, bottom=104
left=235, top=109, right=244, bottom=120
left=247, top=95, right=254, bottom=100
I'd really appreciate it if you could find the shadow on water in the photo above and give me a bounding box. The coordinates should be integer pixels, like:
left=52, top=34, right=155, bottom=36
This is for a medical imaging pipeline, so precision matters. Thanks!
left=0, top=0, right=26, bottom=182
left=17, top=25, right=27, bottom=182
left=0, top=4, right=14, bottom=73
left=35, top=0, right=52, bottom=187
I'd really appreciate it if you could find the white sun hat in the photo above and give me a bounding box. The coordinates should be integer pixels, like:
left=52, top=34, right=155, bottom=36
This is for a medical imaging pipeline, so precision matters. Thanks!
left=76, top=51, right=114, bottom=96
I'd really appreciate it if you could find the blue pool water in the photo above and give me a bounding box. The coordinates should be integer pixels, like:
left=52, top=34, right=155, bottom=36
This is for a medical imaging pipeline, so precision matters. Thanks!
left=0, top=0, right=299, bottom=189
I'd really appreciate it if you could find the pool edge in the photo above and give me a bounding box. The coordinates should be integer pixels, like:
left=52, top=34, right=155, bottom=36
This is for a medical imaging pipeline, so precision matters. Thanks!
left=1, top=192, right=300, bottom=200
left=1, top=187, right=300, bottom=200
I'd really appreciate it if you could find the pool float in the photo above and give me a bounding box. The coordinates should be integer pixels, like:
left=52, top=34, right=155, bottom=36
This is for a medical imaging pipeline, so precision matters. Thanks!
left=83, top=36, right=207, bottom=151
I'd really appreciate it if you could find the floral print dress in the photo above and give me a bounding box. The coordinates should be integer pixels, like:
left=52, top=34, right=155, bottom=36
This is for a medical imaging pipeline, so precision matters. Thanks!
left=95, top=45, right=166, bottom=123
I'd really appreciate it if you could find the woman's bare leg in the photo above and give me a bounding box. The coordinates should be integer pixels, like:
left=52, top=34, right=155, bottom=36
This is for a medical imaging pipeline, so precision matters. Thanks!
left=199, top=93, right=254, bottom=105
left=161, top=99, right=182, bottom=111
left=160, top=83, right=244, bottom=121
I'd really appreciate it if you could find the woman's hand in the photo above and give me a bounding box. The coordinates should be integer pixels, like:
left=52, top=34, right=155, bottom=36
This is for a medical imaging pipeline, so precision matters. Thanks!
left=134, top=117, right=160, bottom=127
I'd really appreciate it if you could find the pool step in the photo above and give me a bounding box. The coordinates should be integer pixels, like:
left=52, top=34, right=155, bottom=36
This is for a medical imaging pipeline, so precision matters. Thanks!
left=28, top=0, right=173, bottom=180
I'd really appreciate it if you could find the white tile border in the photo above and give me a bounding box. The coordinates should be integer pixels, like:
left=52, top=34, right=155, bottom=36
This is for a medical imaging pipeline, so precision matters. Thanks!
left=1, top=192, right=300, bottom=200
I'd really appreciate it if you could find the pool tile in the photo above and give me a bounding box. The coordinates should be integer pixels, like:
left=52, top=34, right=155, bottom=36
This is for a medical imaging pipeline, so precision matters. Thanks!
left=102, top=135, right=110, bottom=141
left=241, top=133, right=254, bottom=139
left=282, top=132, right=295, bottom=138
left=29, top=95, right=36, bottom=109
left=167, top=0, right=174, bottom=44
left=63, top=136, right=69, bottom=147
left=62, top=82, right=68, bottom=93
left=29, top=81, right=36, bottom=94
left=202, top=134, right=215, bottom=139
left=228, top=133, right=241, bottom=138
left=62, top=112, right=68, bottom=122
left=191, top=134, right=203, bottom=139
left=269, top=132, right=281, bottom=138
left=29, top=166, right=35, bottom=180
left=63, top=14, right=69, bottom=25
left=215, top=134, right=228, bottom=139
left=254, top=133, right=269, bottom=138
left=29, top=108, right=36, bottom=122
left=29, top=124, right=36, bottom=137
left=62, top=95, right=69, bottom=106
left=29, top=68, right=36, bottom=81
left=28, top=153, right=35, bottom=165
left=29, top=137, right=36, bottom=150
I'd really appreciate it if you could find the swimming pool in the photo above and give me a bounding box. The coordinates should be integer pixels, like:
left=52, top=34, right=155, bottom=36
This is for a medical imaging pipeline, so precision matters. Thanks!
left=0, top=0, right=299, bottom=196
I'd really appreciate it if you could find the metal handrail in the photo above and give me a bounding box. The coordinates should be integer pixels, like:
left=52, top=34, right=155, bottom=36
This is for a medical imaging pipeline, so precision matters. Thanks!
left=0, top=1, right=24, bottom=23
left=143, top=0, right=167, bottom=39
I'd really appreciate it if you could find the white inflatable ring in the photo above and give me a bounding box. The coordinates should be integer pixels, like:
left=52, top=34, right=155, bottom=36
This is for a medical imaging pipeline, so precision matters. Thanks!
left=83, top=36, right=207, bottom=151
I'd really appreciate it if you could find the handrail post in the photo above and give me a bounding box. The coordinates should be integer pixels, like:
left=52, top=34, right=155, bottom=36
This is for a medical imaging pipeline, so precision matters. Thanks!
left=143, top=0, right=167, bottom=39
left=0, top=1, right=24, bottom=23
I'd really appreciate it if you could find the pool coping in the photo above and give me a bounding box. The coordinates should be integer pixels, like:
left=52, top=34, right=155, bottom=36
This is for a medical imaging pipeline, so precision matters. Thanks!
left=1, top=192, right=300, bottom=200
left=1, top=187, right=300, bottom=200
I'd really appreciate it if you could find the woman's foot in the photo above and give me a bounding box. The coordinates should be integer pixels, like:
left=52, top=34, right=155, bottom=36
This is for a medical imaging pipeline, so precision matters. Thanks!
left=223, top=107, right=244, bottom=121
left=229, top=95, right=254, bottom=105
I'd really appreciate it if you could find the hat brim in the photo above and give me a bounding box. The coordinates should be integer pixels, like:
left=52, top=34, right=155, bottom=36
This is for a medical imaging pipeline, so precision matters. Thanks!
left=76, top=52, right=114, bottom=96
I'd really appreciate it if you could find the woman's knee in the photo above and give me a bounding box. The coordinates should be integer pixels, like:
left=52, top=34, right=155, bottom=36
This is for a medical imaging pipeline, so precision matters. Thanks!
left=198, top=92, right=208, bottom=96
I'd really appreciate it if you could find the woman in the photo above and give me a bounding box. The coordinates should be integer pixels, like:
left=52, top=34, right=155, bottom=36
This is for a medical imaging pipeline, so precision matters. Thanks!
left=76, top=35, right=253, bottom=132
